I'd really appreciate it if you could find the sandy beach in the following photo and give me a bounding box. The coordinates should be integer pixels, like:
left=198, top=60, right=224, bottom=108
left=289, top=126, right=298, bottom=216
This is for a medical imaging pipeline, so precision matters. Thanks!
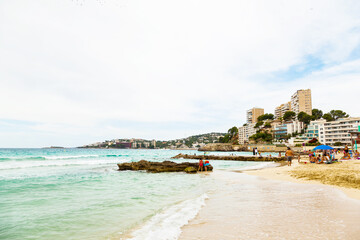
left=180, top=160, right=360, bottom=239
left=247, top=158, right=360, bottom=200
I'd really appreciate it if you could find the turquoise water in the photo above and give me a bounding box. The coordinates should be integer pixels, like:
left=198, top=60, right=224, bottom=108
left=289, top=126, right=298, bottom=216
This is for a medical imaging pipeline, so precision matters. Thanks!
left=0, top=149, right=268, bottom=239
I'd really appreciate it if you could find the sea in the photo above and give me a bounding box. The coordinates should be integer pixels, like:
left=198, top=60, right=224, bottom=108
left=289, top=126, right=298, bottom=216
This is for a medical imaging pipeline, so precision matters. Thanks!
left=0, top=148, right=274, bottom=240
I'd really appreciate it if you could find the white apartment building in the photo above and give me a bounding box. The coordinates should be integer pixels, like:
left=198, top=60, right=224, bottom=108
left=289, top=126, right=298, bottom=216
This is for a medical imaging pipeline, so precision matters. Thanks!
left=320, top=117, right=360, bottom=145
left=304, top=118, right=360, bottom=145
left=286, top=121, right=304, bottom=135
left=304, top=119, right=326, bottom=141
left=274, top=102, right=291, bottom=119
left=291, top=89, right=312, bottom=115
left=238, top=123, right=257, bottom=144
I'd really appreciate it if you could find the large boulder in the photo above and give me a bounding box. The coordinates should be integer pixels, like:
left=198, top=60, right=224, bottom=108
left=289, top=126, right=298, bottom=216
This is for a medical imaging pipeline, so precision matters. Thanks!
left=117, top=160, right=213, bottom=173
left=198, top=143, right=247, bottom=152
left=172, top=153, right=285, bottom=162
left=184, top=167, right=197, bottom=174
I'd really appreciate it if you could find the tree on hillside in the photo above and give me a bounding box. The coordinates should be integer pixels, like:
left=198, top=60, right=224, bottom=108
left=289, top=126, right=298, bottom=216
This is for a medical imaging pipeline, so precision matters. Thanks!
left=322, top=113, right=334, bottom=122
left=297, top=111, right=312, bottom=124
left=283, top=111, right=296, bottom=121
left=264, top=122, right=272, bottom=128
left=220, top=126, right=239, bottom=143
left=255, top=121, right=264, bottom=128
left=249, top=132, right=273, bottom=143
left=312, top=109, right=323, bottom=120
left=322, top=110, right=349, bottom=122
left=257, top=113, right=275, bottom=122
left=329, top=110, right=349, bottom=120
left=228, top=126, right=238, bottom=137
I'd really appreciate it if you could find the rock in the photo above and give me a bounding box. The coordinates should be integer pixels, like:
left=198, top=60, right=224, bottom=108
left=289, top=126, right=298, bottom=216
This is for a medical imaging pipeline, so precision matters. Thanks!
left=184, top=167, right=197, bottom=174
left=172, top=153, right=285, bottom=162
left=198, top=143, right=247, bottom=152
left=117, top=160, right=213, bottom=173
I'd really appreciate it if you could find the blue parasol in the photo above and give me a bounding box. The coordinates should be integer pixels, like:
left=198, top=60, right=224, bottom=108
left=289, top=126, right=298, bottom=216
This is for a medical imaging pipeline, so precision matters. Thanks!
left=313, top=145, right=334, bottom=150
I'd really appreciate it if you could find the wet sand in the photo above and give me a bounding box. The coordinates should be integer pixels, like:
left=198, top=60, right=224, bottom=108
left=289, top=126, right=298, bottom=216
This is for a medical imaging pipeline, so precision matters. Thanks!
left=180, top=170, right=360, bottom=240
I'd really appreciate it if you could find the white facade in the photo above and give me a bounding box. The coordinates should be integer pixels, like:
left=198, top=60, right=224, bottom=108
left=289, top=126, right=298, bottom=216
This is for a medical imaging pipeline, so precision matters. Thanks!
left=286, top=121, right=304, bottom=135
left=304, top=119, right=326, bottom=142
left=321, top=117, right=360, bottom=145
left=238, top=123, right=256, bottom=144
left=305, top=118, right=360, bottom=145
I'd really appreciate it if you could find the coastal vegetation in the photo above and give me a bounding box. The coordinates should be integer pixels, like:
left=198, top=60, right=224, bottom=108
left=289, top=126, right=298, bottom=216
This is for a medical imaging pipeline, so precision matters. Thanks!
left=283, top=111, right=296, bottom=121
left=297, top=111, right=312, bottom=124
left=219, top=126, right=239, bottom=144
left=322, top=110, right=349, bottom=122
left=249, top=132, right=273, bottom=143
left=257, top=113, right=274, bottom=121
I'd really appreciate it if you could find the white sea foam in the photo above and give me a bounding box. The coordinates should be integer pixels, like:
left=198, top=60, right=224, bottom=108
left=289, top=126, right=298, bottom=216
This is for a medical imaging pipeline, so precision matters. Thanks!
left=0, top=159, right=129, bottom=170
left=238, top=161, right=277, bottom=171
left=43, top=154, right=100, bottom=160
left=128, top=194, right=208, bottom=240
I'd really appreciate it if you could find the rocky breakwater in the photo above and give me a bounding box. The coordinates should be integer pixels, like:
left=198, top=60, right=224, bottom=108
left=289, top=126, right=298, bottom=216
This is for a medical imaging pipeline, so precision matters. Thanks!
left=172, top=153, right=285, bottom=162
left=117, top=160, right=213, bottom=173
left=198, top=143, right=247, bottom=152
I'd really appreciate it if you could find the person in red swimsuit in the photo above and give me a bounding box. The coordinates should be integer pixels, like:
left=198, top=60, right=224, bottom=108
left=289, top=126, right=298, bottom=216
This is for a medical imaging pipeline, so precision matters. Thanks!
left=198, top=159, right=204, bottom=172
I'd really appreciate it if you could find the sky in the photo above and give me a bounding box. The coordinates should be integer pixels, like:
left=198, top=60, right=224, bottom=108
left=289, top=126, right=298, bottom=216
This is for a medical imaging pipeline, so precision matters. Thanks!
left=1, top=0, right=360, bottom=148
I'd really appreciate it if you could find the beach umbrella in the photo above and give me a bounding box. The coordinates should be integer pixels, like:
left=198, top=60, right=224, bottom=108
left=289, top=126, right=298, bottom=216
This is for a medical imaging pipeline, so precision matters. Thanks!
left=313, top=145, right=334, bottom=151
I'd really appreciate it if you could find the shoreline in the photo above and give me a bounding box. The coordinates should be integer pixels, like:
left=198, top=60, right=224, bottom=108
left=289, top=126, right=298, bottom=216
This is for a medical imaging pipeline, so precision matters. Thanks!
left=179, top=162, right=360, bottom=239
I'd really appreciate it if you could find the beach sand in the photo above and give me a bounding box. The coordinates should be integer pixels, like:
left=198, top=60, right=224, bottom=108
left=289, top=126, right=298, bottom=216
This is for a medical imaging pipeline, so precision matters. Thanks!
left=246, top=158, right=360, bottom=200
left=180, top=162, right=360, bottom=240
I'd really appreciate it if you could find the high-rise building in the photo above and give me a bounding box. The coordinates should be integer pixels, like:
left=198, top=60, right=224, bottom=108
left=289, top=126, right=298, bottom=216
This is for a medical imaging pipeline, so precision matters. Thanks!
left=291, top=89, right=312, bottom=116
left=274, top=101, right=291, bottom=119
left=246, top=107, right=264, bottom=124
left=238, top=123, right=257, bottom=144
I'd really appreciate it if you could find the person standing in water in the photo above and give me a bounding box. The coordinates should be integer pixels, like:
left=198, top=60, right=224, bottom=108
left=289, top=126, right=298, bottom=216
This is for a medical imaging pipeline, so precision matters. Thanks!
left=198, top=159, right=204, bottom=172
left=285, top=147, right=294, bottom=166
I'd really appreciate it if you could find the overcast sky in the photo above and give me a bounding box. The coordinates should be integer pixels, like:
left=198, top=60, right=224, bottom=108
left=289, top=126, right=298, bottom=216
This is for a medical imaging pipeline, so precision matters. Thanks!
left=1, top=0, right=360, bottom=147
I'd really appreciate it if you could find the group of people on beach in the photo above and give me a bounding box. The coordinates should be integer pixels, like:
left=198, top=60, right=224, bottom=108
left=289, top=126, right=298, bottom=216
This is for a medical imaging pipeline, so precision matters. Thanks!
left=306, top=144, right=360, bottom=164
left=198, top=159, right=210, bottom=171
left=340, top=144, right=360, bottom=160
left=308, top=150, right=336, bottom=164
left=252, top=147, right=262, bottom=157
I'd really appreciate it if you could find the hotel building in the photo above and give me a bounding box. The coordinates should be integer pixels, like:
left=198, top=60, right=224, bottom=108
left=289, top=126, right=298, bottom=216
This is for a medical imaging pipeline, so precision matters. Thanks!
left=247, top=108, right=264, bottom=124
left=274, top=101, right=292, bottom=119
left=303, top=118, right=360, bottom=145
left=291, top=89, right=312, bottom=115
left=238, top=123, right=257, bottom=144
left=320, top=117, right=360, bottom=145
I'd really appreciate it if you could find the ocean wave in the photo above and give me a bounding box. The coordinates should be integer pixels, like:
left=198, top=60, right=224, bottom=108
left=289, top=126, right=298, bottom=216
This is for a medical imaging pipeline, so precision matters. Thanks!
left=0, top=159, right=128, bottom=170
left=0, top=154, right=127, bottom=161
left=43, top=154, right=100, bottom=160
left=128, top=194, right=208, bottom=240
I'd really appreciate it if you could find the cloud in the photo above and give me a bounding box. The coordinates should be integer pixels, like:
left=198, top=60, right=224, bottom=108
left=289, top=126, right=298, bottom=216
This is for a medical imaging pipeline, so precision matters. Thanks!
left=1, top=0, right=360, bottom=147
